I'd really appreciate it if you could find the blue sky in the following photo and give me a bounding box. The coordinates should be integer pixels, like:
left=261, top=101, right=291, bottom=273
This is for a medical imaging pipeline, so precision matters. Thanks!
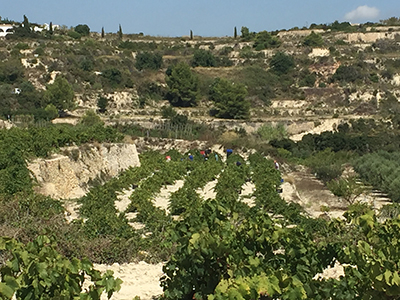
left=1, top=1, right=400, bottom=37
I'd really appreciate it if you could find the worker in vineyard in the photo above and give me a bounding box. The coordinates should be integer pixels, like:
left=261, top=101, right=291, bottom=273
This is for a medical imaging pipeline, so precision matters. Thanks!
left=274, top=160, right=279, bottom=170
left=226, top=148, right=233, bottom=158
left=188, top=153, right=193, bottom=161
left=215, top=153, right=219, bottom=161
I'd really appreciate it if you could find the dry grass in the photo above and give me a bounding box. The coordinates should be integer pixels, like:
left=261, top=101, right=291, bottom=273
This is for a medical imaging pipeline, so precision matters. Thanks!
left=219, top=131, right=239, bottom=144
left=283, top=175, right=295, bottom=184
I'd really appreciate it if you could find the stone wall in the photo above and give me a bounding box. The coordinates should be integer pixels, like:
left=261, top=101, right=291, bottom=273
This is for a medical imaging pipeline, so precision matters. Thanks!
left=28, top=143, right=140, bottom=199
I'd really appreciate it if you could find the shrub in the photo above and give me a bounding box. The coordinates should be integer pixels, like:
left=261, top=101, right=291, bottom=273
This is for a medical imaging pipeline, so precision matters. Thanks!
left=331, top=65, right=364, bottom=83
left=327, top=176, right=366, bottom=205
left=68, top=31, right=81, bottom=39
left=269, top=52, right=295, bottom=75
left=191, top=49, right=216, bottom=67
left=257, top=124, right=288, bottom=142
left=303, top=31, right=324, bottom=47
left=74, top=24, right=90, bottom=36
left=253, top=31, right=281, bottom=50
left=135, top=52, right=163, bottom=71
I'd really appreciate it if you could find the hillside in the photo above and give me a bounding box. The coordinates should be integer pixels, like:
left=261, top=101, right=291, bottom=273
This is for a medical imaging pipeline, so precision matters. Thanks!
left=1, top=19, right=400, bottom=135
left=2, top=19, right=400, bottom=300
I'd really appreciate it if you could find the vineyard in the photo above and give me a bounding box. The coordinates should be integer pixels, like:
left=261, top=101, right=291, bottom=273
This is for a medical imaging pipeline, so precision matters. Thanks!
left=2, top=147, right=400, bottom=299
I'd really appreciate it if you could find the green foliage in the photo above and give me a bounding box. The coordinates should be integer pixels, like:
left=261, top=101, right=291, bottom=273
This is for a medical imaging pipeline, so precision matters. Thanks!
left=97, top=96, right=108, bottom=113
left=101, top=68, right=123, bottom=88
left=160, top=106, right=188, bottom=126
left=44, top=76, right=75, bottom=111
left=237, top=66, right=276, bottom=105
left=354, top=151, right=400, bottom=202
left=43, top=104, right=58, bottom=120
left=135, top=52, right=163, bottom=71
left=0, top=59, right=24, bottom=83
left=0, top=123, right=123, bottom=196
left=118, top=40, right=157, bottom=51
left=118, top=24, right=123, bottom=39
left=137, top=81, right=166, bottom=105
left=14, top=43, right=29, bottom=50
left=304, top=148, right=347, bottom=183
left=253, top=31, right=281, bottom=50
left=299, top=69, right=317, bottom=87
left=269, top=52, right=295, bottom=75
left=0, top=235, right=122, bottom=299
left=380, top=17, right=400, bottom=26
left=331, top=64, right=365, bottom=83
left=74, top=24, right=90, bottom=36
left=209, top=77, right=249, bottom=119
left=337, top=209, right=400, bottom=298
left=161, top=105, right=178, bottom=119
left=257, top=123, right=288, bottom=142
left=191, top=49, right=216, bottom=67
left=68, top=31, right=81, bottom=40
left=240, top=26, right=255, bottom=41
left=327, top=176, right=366, bottom=205
left=80, top=110, right=104, bottom=127
left=166, top=62, right=199, bottom=107
left=303, top=31, right=324, bottom=47
left=10, top=15, right=37, bottom=39
left=330, top=20, right=356, bottom=32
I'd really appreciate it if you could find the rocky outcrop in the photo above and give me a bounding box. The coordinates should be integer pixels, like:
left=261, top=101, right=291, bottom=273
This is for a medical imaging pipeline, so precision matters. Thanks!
left=28, top=143, right=140, bottom=199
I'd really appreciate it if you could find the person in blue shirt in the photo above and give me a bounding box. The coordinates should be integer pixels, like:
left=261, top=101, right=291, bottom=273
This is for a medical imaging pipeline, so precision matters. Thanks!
left=226, top=148, right=233, bottom=158
left=188, top=153, right=194, bottom=161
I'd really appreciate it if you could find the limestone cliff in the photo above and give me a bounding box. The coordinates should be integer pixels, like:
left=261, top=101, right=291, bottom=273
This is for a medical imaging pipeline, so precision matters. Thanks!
left=28, top=143, right=140, bottom=199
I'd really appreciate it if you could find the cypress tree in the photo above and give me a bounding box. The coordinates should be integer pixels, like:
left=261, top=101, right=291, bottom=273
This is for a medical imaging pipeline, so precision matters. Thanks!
left=234, top=26, right=237, bottom=39
left=49, top=22, right=53, bottom=35
left=101, top=27, right=105, bottom=38
left=190, top=30, right=193, bottom=40
left=23, top=15, right=31, bottom=33
left=118, top=24, right=123, bottom=39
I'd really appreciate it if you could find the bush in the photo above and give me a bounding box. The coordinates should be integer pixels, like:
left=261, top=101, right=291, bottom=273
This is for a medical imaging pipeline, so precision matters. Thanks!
left=331, top=65, right=364, bottom=83
left=68, top=31, right=81, bottom=39
left=257, top=123, right=288, bottom=142
left=191, top=49, right=216, bottom=67
left=327, top=176, right=366, bottom=205
left=135, top=52, right=163, bottom=71
left=269, top=52, right=295, bottom=75
left=74, top=24, right=90, bottom=36
left=303, top=31, right=324, bottom=47
left=253, top=31, right=281, bottom=50
left=97, top=96, right=108, bottom=113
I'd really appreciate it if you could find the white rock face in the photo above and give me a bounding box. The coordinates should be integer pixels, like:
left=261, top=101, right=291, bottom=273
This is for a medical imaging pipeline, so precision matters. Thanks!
left=28, top=143, right=140, bottom=199
left=308, top=48, right=330, bottom=58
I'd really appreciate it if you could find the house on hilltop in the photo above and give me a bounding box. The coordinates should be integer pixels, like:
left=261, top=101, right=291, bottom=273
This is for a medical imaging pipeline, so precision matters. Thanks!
left=0, top=24, right=13, bottom=37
